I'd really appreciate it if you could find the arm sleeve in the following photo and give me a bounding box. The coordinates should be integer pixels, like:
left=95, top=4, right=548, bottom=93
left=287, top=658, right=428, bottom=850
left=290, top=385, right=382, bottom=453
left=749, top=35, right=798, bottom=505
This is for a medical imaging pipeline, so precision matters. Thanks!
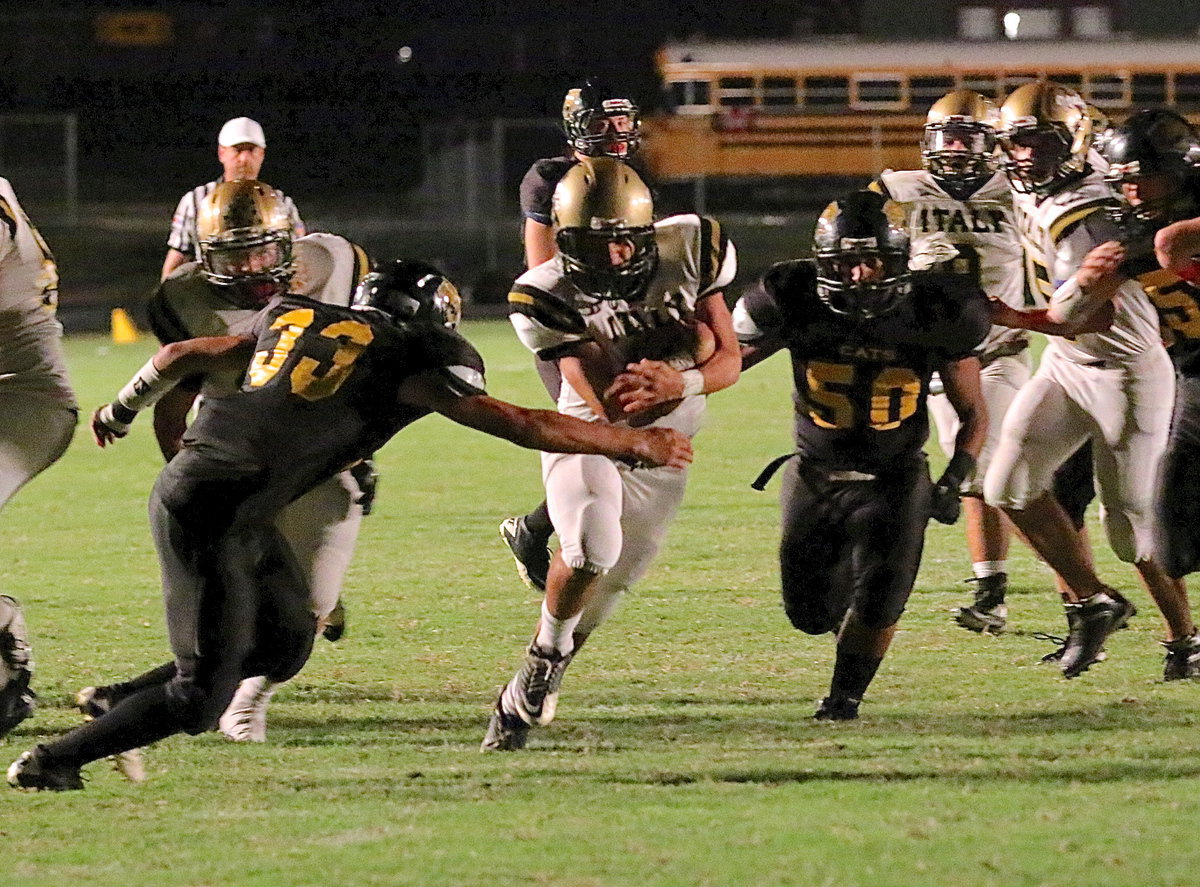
left=519, top=162, right=557, bottom=225
left=412, top=331, right=488, bottom=397
left=507, top=282, right=589, bottom=360
left=733, top=282, right=784, bottom=344
left=697, top=216, right=736, bottom=294
left=1051, top=206, right=1119, bottom=286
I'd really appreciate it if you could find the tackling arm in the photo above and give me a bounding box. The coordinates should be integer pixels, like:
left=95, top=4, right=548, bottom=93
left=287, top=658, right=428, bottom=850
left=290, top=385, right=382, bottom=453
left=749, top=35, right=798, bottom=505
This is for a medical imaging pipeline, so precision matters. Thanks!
left=928, top=355, right=987, bottom=524
left=395, top=375, right=693, bottom=469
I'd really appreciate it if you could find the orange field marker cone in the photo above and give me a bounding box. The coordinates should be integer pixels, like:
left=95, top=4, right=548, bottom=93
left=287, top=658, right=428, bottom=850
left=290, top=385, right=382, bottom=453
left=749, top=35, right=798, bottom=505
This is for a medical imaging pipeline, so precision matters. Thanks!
left=110, top=308, right=140, bottom=344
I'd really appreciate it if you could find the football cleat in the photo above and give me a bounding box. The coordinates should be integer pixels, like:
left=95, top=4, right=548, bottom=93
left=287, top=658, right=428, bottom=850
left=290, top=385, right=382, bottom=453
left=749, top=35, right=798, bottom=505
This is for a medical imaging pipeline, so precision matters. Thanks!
left=953, top=573, right=1009, bottom=634
left=7, top=746, right=84, bottom=791
left=813, top=696, right=860, bottom=721
left=1061, top=591, right=1135, bottom=678
left=0, top=671, right=35, bottom=740
left=499, top=516, right=552, bottom=593
left=510, top=645, right=571, bottom=727
left=219, top=676, right=275, bottom=743
left=322, top=600, right=346, bottom=643
left=480, top=695, right=530, bottom=752
left=1162, top=633, right=1200, bottom=681
left=74, top=686, right=146, bottom=783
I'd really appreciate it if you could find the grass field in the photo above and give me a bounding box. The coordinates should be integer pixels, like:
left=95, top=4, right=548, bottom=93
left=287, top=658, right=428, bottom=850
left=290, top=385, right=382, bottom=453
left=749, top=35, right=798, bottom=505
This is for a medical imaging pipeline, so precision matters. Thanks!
left=6, top=321, right=1200, bottom=887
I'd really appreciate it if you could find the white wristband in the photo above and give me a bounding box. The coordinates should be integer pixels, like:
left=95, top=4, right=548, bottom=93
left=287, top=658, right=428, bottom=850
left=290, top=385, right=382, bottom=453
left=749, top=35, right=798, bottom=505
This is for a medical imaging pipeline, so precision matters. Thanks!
left=115, top=358, right=174, bottom=412
left=680, top=368, right=705, bottom=398
left=95, top=403, right=133, bottom=435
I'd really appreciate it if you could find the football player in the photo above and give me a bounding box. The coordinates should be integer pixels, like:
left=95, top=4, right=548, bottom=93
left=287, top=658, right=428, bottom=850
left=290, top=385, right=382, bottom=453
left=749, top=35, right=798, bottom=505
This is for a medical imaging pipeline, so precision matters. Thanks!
left=0, top=177, right=76, bottom=740
left=78, top=180, right=374, bottom=748
left=735, top=190, right=989, bottom=720
left=1087, top=109, right=1200, bottom=676
left=871, top=90, right=1027, bottom=634
left=983, top=83, right=1197, bottom=678
left=7, top=261, right=691, bottom=790
left=481, top=156, right=740, bottom=751
left=500, top=80, right=647, bottom=595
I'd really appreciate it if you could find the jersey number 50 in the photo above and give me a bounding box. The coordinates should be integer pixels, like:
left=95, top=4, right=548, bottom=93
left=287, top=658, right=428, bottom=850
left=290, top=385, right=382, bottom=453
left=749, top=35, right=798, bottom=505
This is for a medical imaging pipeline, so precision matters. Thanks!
left=804, top=360, right=921, bottom=431
left=247, top=308, right=375, bottom=401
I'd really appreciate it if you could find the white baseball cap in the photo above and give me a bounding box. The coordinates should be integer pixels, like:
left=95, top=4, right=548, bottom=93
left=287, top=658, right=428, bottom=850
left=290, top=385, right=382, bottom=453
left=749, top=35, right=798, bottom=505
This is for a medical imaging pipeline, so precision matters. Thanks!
left=217, top=117, right=266, bottom=149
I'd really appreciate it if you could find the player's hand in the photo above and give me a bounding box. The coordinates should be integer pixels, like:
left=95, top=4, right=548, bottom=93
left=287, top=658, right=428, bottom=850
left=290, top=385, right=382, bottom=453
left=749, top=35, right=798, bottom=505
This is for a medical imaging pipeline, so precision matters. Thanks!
left=929, top=479, right=962, bottom=525
left=630, top=427, right=693, bottom=470
left=987, top=298, right=1026, bottom=329
left=91, top=403, right=135, bottom=447
left=605, top=360, right=684, bottom=414
left=1154, top=223, right=1200, bottom=280
left=1076, top=241, right=1126, bottom=290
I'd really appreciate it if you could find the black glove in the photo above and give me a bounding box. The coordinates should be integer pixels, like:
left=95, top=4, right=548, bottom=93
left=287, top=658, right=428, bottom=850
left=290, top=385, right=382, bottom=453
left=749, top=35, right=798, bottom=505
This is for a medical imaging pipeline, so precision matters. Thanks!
left=930, top=451, right=976, bottom=525
left=350, top=458, right=379, bottom=516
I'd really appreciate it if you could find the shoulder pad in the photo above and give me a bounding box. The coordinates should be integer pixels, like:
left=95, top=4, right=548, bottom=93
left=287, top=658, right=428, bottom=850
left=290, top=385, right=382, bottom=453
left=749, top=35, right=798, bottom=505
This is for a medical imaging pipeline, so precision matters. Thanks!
left=507, top=282, right=586, bottom=335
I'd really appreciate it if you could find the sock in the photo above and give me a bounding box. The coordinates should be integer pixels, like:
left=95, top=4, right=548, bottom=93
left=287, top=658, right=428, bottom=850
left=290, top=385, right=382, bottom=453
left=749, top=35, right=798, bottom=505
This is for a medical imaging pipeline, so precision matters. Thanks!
left=524, top=501, right=554, bottom=539
left=105, top=661, right=178, bottom=704
left=972, top=561, right=1007, bottom=580
left=46, top=684, right=182, bottom=767
left=828, top=649, right=884, bottom=702
left=535, top=600, right=581, bottom=656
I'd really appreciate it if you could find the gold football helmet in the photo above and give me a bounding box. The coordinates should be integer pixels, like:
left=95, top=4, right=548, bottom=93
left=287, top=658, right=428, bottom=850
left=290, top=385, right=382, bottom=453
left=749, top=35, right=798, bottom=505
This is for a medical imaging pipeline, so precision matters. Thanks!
left=996, top=81, right=1093, bottom=195
left=922, top=90, right=999, bottom=183
left=552, top=157, right=656, bottom=300
left=196, top=180, right=294, bottom=301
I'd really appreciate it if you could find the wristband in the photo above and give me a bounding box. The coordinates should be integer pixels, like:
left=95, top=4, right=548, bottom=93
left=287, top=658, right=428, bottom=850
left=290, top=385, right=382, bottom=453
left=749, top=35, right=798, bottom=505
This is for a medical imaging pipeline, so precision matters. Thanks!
left=680, top=369, right=705, bottom=398
left=114, top=358, right=173, bottom=412
left=95, top=403, right=133, bottom=435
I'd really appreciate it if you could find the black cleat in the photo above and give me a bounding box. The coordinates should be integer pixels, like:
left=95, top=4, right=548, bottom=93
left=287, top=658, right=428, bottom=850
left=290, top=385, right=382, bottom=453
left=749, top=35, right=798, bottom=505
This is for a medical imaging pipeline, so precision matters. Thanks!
left=954, top=573, right=1009, bottom=634
left=0, top=671, right=35, bottom=740
left=7, top=746, right=83, bottom=791
left=480, top=696, right=530, bottom=752
left=813, top=696, right=860, bottom=721
left=1061, top=591, right=1135, bottom=678
left=322, top=600, right=346, bottom=642
left=499, top=516, right=552, bottom=592
left=1163, top=633, right=1200, bottom=681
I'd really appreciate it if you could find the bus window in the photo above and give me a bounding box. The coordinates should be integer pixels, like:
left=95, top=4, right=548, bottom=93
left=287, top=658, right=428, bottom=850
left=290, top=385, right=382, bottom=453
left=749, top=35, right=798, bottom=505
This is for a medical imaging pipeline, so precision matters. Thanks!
left=909, top=75, right=956, bottom=109
left=961, top=73, right=999, bottom=98
left=1051, top=72, right=1083, bottom=90
left=1001, top=72, right=1040, bottom=93
left=851, top=74, right=905, bottom=110
left=670, top=79, right=711, bottom=111
left=1176, top=73, right=1200, bottom=109
left=1131, top=73, right=1167, bottom=106
left=1086, top=72, right=1129, bottom=108
left=762, top=76, right=798, bottom=108
left=718, top=76, right=755, bottom=107
left=804, top=76, right=850, bottom=109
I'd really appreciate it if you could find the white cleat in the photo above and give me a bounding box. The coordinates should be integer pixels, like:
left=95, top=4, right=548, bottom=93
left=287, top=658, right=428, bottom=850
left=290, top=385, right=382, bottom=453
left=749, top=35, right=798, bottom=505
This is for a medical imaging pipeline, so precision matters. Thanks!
left=219, top=676, right=276, bottom=742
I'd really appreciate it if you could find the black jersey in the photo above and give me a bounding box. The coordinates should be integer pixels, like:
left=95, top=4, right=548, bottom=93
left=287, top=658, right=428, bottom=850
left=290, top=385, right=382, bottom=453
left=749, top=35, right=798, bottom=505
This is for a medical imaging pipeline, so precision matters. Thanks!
left=181, top=296, right=485, bottom=494
left=519, top=155, right=655, bottom=225
left=1120, top=250, right=1200, bottom=376
left=739, top=261, right=989, bottom=471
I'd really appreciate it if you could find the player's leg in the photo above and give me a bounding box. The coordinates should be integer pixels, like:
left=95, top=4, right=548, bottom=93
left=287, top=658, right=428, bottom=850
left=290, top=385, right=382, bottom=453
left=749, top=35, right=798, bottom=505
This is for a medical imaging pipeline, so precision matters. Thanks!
left=816, top=465, right=929, bottom=720
left=1156, top=376, right=1200, bottom=578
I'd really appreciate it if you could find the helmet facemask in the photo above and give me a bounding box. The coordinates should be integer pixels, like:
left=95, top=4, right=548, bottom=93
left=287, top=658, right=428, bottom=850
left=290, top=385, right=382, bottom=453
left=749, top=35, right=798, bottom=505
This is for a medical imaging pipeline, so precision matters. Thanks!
left=201, top=229, right=293, bottom=306
left=813, top=192, right=912, bottom=320
left=563, top=85, right=641, bottom=158
left=557, top=225, right=658, bottom=301
left=922, top=120, right=997, bottom=182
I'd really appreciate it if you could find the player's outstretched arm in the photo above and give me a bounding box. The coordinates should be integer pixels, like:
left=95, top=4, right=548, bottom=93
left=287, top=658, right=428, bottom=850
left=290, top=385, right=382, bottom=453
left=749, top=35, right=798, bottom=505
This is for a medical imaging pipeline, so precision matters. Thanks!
left=91, top=335, right=254, bottom=447
left=397, top=375, right=693, bottom=469
left=928, top=355, right=987, bottom=525
left=1156, top=217, right=1200, bottom=278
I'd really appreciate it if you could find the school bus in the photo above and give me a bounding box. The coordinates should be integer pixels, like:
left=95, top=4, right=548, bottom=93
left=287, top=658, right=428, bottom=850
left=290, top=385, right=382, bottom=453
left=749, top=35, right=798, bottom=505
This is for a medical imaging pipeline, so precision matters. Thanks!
left=644, top=39, right=1200, bottom=179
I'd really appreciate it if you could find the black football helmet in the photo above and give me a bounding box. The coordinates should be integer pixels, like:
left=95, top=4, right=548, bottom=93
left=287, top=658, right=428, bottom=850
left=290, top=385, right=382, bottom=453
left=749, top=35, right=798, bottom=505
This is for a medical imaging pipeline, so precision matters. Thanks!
left=562, top=80, right=641, bottom=158
left=1103, top=109, right=1200, bottom=227
left=813, top=190, right=912, bottom=320
left=351, top=260, right=462, bottom=331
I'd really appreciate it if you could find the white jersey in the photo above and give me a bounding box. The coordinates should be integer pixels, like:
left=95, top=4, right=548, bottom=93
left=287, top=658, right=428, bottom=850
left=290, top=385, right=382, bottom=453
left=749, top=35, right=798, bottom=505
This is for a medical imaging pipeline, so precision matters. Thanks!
left=1013, top=169, right=1161, bottom=364
left=0, top=177, right=74, bottom=406
left=877, top=170, right=1026, bottom=356
left=508, top=213, right=736, bottom=421
left=166, top=179, right=303, bottom=260
left=147, top=232, right=371, bottom=397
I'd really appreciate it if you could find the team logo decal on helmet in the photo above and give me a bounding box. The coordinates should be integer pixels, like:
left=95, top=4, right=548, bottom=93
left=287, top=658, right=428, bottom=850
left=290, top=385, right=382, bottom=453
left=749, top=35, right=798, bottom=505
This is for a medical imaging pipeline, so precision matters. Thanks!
left=352, top=259, right=462, bottom=330
left=813, top=190, right=912, bottom=320
left=552, top=156, right=657, bottom=301
left=562, top=80, right=641, bottom=158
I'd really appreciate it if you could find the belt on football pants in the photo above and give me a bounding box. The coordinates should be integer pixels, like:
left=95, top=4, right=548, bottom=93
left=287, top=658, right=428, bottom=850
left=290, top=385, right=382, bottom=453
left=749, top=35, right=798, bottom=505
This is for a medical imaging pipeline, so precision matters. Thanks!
left=751, top=452, right=877, bottom=491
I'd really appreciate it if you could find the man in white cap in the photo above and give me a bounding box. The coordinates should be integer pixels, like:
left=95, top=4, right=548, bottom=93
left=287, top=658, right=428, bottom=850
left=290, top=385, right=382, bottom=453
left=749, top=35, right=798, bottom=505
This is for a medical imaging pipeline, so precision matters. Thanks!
left=160, top=117, right=305, bottom=280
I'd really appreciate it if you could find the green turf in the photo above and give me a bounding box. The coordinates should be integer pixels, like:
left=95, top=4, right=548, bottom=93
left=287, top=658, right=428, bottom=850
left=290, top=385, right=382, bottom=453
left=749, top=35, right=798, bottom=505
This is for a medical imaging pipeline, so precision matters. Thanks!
left=5, top=322, right=1199, bottom=887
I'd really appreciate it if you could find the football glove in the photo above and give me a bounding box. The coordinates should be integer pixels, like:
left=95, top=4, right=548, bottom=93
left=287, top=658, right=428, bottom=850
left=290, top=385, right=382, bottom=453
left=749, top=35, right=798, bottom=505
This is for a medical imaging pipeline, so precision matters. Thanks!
left=930, top=451, right=976, bottom=526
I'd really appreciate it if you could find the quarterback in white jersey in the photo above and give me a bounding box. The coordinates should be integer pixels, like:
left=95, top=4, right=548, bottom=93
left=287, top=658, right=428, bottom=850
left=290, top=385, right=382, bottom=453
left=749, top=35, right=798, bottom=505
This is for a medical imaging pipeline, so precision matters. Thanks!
left=873, top=90, right=1028, bottom=634
left=983, top=82, right=1195, bottom=678
left=483, top=157, right=740, bottom=751
left=111, top=183, right=374, bottom=743
left=0, top=177, right=77, bottom=738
